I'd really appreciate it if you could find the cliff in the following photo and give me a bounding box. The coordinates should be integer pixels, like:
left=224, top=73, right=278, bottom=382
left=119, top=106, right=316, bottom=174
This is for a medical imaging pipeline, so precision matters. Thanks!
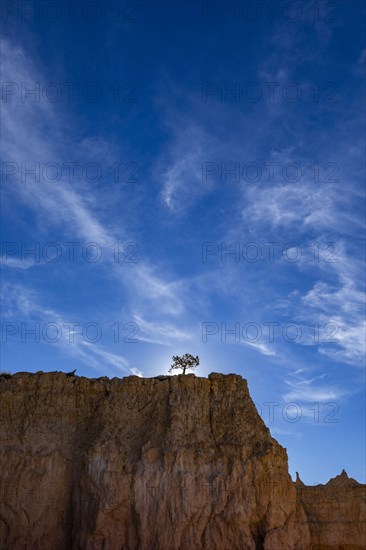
left=0, top=372, right=364, bottom=549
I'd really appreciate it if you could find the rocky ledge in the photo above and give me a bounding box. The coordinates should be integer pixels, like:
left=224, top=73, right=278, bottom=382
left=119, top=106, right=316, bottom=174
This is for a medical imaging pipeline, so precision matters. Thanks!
left=0, top=372, right=364, bottom=549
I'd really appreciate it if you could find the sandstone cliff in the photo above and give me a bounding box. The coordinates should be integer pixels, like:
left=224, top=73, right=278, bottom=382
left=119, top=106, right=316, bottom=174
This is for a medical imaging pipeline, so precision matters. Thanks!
left=0, top=372, right=364, bottom=549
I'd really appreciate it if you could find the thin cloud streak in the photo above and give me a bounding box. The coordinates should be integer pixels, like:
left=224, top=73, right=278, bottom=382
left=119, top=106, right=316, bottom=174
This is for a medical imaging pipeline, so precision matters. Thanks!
left=1, top=37, right=188, bottom=323
left=0, top=283, right=132, bottom=377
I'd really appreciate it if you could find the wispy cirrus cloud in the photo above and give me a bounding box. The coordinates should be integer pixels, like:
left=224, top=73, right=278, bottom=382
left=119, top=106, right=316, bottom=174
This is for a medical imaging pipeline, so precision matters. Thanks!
left=132, top=313, right=194, bottom=346
left=0, top=257, right=39, bottom=270
left=244, top=340, right=276, bottom=357
left=157, top=122, right=214, bottom=212
left=1, top=37, right=189, bottom=324
left=282, top=380, right=346, bottom=403
left=282, top=365, right=347, bottom=406
left=293, top=245, right=365, bottom=366
left=0, top=282, right=133, bottom=377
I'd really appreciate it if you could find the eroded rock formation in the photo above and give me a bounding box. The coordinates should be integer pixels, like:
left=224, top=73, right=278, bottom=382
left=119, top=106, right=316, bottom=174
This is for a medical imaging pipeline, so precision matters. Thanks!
left=0, top=372, right=364, bottom=549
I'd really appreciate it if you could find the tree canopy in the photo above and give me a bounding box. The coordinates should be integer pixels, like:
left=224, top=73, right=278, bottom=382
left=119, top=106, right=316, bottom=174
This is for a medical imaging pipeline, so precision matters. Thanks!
left=169, top=354, right=199, bottom=374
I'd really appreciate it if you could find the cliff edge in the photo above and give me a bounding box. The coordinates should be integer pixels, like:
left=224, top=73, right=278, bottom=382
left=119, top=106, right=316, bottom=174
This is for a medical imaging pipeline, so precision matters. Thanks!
left=0, top=372, right=364, bottom=549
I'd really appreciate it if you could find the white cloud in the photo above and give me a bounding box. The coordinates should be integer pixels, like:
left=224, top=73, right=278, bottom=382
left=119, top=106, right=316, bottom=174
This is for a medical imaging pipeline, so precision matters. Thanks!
left=158, top=123, right=213, bottom=212
left=0, top=283, right=131, bottom=377
left=295, top=374, right=327, bottom=385
left=298, top=251, right=366, bottom=366
left=242, top=179, right=363, bottom=236
left=244, top=340, right=276, bottom=356
left=283, top=379, right=345, bottom=403
left=128, top=265, right=186, bottom=316
left=1, top=37, right=188, bottom=322
left=0, top=257, right=38, bottom=270
left=132, top=313, right=193, bottom=346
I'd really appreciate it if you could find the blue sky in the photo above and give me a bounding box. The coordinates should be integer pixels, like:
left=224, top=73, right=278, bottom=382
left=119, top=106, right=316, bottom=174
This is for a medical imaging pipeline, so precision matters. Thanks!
left=1, top=0, right=365, bottom=484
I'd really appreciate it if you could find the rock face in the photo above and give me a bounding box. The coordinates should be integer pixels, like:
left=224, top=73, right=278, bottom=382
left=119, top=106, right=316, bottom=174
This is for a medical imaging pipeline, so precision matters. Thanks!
left=0, top=372, right=364, bottom=549
left=295, top=470, right=366, bottom=550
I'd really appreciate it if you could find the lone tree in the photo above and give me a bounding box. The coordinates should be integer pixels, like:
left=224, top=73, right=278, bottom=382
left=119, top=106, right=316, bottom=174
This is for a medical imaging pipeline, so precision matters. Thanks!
left=169, top=353, right=199, bottom=375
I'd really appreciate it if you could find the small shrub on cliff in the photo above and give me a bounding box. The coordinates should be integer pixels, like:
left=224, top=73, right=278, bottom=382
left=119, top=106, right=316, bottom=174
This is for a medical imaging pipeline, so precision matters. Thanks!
left=169, top=354, right=199, bottom=375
